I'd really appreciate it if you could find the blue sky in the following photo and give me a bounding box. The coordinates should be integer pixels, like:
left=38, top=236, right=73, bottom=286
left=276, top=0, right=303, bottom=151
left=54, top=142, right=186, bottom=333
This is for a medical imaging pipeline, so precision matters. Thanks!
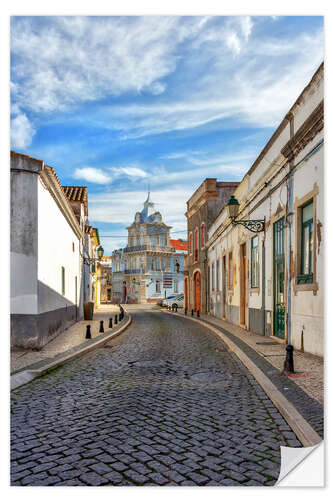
left=10, top=15, right=324, bottom=254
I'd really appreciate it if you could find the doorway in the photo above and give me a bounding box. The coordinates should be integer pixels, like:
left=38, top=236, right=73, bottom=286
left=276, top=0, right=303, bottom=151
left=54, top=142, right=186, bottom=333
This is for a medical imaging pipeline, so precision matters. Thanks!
left=240, top=243, right=247, bottom=326
left=222, top=255, right=226, bottom=318
left=194, top=271, right=201, bottom=312
left=184, top=278, right=189, bottom=311
left=273, top=217, right=286, bottom=339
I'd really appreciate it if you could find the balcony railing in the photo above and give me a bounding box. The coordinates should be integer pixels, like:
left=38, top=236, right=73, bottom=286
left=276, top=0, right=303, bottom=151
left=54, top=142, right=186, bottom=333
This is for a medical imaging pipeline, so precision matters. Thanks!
left=124, top=244, right=175, bottom=253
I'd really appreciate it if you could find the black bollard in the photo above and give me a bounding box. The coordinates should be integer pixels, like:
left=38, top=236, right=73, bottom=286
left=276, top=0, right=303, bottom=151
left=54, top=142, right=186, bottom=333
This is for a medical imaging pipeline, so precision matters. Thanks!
left=197, top=310, right=200, bottom=318
left=109, top=318, right=113, bottom=328
left=175, top=304, right=178, bottom=313
left=99, top=320, right=104, bottom=333
left=115, top=314, right=118, bottom=325
left=191, top=309, right=194, bottom=316
left=283, top=344, right=295, bottom=373
left=85, top=325, right=91, bottom=339
left=185, top=309, right=187, bottom=315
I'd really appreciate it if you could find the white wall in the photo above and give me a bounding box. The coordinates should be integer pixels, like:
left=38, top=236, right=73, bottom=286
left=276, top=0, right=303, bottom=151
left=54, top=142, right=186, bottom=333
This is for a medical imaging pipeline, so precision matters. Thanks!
left=37, top=178, right=82, bottom=314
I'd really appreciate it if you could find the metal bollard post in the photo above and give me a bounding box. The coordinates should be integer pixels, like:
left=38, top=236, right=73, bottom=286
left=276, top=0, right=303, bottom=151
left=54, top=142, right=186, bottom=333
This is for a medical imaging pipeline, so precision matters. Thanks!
left=115, top=314, right=118, bottom=324
left=191, top=309, right=194, bottom=316
left=85, top=325, right=92, bottom=339
left=283, top=344, right=295, bottom=373
left=185, top=309, right=187, bottom=315
left=197, top=310, right=200, bottom=318
left=109, top=318, right=113, bottom=328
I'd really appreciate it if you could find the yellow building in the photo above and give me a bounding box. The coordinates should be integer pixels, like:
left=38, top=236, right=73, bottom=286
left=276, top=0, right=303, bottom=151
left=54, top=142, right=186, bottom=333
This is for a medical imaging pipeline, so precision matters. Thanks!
left=91, top=227, right=102, bottom=308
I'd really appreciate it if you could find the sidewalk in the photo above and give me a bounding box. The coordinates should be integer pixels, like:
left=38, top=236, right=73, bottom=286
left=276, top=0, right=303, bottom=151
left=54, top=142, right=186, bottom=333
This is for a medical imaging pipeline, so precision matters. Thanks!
left=11, top=304, right=121, bottom=374
left=198, top=313, right=324, bottom=406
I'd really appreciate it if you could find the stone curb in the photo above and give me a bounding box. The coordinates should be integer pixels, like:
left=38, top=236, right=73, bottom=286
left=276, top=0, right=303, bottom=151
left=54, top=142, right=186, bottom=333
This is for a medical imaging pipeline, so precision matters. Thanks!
left=163, top=309, right=322, bottom=448
left=11, top=308, right=131, bottom=391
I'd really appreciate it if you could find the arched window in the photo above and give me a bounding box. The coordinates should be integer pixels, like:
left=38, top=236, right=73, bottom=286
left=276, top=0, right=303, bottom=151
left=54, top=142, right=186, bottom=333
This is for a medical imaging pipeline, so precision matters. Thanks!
left=194, top=228, right=199, bottom=261
left=200, top=223, right=205, bottom=248
left=189, top=232, right=193, bottom=255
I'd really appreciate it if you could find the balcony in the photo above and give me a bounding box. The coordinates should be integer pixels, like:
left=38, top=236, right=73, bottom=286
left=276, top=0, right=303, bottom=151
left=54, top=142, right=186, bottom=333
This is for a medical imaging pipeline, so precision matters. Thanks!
left=123, top=245, right=175, bottom=253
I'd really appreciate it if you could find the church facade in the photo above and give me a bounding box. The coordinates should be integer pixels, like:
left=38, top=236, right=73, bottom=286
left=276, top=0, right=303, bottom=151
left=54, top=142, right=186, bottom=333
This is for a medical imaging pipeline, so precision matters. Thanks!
left=111, top=193, right=187, bottom=304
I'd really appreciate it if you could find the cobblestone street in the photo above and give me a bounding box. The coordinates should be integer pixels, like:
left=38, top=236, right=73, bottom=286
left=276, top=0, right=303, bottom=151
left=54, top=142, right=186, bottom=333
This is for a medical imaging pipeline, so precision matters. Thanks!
left=11, top=305, right=302, bottom=487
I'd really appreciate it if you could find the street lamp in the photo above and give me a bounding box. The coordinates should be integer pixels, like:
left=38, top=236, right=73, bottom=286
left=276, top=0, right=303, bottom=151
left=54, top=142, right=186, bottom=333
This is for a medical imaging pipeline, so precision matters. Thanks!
left=227, top=195, right=265, bottom=233
left=97, top=246, right=104, bottom=260
left=82, top=245, right=104, bottom=265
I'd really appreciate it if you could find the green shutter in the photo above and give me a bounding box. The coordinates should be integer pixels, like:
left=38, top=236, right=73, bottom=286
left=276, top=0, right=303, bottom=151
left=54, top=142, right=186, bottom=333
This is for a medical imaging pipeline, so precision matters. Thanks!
left=61, top=267, right=65, bottom=295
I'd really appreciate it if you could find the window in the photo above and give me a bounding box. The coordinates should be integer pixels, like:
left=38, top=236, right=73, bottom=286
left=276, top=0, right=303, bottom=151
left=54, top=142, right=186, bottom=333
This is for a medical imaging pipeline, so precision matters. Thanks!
left=61, top=267, right=65, bottom=295
left=194, top=228, right=199, bottom=261
left=174, top=280, right=179, bottom=293
left=251, top=236, right=259, bottom=288
left=156, top=280, right=161, bottom=293
left=72, top=242, right=75, bottom=252
left=189, top=232, right=192, bottom=254
left=200, top=223, right=205, bottom=248
left=216, top=259, right=220, bottom=291
left=228, top=252, right=233, bottom=289
left=298, top=201, right=313, bottom=284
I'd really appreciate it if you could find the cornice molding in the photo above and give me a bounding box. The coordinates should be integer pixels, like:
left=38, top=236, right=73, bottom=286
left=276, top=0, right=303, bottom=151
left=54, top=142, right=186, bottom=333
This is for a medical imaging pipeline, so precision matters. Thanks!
left=281, top=100, right=324, bottom=161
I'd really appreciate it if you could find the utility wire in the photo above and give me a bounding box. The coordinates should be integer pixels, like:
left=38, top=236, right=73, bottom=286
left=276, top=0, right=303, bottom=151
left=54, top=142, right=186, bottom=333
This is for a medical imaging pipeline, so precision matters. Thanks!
left=100, top=229, right=187, bottom=237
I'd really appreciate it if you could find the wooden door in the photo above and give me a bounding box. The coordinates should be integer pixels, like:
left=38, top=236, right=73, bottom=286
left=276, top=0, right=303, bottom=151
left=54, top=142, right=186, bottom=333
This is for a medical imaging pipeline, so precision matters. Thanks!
left=185, top=278, right=189, bottom=311
left=194, top=272, right=201, bottom=311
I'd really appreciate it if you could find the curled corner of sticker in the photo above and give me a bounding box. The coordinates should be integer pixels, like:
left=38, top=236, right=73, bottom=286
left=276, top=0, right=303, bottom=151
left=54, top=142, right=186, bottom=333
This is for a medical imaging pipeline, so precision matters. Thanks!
left=277, top=441, right=324, bottom=487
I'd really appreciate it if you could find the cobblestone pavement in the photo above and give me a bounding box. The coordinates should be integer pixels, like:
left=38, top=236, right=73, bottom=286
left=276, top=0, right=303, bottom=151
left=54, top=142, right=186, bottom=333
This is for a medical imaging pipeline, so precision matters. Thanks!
left=11, top=304, right=120, bottom=374
left=200, top=313, right=324, bottom=405
left=11, top=305, right=302, bottom=487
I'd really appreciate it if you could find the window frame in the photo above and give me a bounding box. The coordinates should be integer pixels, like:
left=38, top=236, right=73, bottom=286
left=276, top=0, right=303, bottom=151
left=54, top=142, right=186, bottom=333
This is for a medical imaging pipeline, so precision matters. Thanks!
left=299, top=200, right=313, bottom=283
left=294, top=186, right=319, bottom=295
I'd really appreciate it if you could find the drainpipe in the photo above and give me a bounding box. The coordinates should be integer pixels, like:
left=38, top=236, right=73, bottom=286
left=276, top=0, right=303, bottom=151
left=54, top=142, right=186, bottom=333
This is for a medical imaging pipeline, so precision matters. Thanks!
left=284, top=115, right=295, bottom=373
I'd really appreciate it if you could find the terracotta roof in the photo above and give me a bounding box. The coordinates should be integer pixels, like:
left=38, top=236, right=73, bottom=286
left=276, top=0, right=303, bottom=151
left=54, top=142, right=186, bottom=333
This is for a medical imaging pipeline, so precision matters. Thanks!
left=62, top=186, right=88, bottom=215
left=44, top=165, right=63, bottom=189
left=170, top=239, right=188, bottom=251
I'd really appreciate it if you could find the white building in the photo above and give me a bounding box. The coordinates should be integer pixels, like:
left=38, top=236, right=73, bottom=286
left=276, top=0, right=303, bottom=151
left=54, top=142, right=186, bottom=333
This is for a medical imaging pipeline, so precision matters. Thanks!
left=112, top=193, right=186, bottom=304
left=207, top=63, right=324, bottom=357
left=11, top=151, right=85, bottom=349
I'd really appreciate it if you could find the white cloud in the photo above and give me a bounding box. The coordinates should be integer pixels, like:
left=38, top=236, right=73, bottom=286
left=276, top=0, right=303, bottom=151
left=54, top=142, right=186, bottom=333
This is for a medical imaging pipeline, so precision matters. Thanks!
left=11, top=112, right=35, bottom=149
left=73, top=167, right=112, bottom=184
left=89, top=187, right=191, bottom=227
left=10, top=16, right=207, bottom=113
left=10, top=16, right=323, bottom=143
left=110, top=166, right=148, bottom=179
